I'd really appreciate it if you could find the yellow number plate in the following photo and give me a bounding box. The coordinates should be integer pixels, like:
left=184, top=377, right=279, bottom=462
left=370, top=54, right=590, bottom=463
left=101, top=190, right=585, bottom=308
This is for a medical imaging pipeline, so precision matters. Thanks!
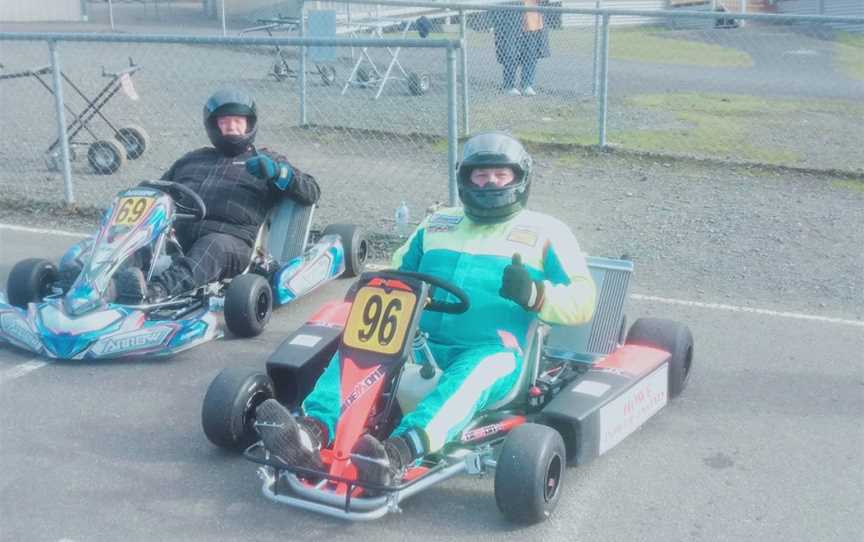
left=115, top=197, right=155, bottom=226
left=343, top=286, right=417, bottom=355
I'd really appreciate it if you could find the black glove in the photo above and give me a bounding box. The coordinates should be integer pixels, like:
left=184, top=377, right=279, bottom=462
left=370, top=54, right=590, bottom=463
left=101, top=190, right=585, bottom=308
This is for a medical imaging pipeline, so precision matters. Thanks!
left=499, top=253, right=543, bottom=311
left=245, top=154, right=293, bottom=190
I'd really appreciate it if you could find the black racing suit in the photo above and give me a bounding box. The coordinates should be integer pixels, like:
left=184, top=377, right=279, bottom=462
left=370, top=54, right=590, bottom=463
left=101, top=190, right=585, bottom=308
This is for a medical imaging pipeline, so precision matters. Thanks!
left=155, top=146, right=320, bottom=296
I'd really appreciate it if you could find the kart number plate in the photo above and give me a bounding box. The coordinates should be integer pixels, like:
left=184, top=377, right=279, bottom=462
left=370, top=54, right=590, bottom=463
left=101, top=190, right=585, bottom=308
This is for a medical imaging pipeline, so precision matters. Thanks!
left=115, top=197, right=155, bottom=226
left=343, top=286, right=417, bottom=355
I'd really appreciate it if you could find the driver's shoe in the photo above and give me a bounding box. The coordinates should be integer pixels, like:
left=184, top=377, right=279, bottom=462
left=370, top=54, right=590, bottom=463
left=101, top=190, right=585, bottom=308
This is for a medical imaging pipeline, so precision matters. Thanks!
left=254, top=399, right=325, bottom=472
left=114, top=267, right=148, bottom=304
left=114, top=268, right=167, bottom=304
left=351, top=434, right=413, bottom=487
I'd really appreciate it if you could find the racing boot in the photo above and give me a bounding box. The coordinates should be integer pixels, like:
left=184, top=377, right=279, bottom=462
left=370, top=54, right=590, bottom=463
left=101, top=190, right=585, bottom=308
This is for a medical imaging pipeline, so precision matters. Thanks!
left=254, top=399, right=326, bottom=472
left=114, top=268, right=168, bottom=304
left=351, top=433, right=416, bottom=487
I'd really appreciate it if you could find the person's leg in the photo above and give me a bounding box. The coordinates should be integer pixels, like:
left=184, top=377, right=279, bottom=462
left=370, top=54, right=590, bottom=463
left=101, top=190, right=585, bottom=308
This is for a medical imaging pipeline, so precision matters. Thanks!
left=155, top=232, right=251, bottom=296
left=521, top=55, right=538, bottom=93
left=394, top=344, right=523, bottom=453
left=502, top=58, right=518, bottom=93
left=352, top=344, right=522, bottom=485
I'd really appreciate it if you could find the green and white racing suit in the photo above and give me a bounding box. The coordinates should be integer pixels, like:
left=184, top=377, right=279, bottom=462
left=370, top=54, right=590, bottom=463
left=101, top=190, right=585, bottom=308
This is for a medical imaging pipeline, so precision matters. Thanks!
left=303, top=207, right=596, bottom=453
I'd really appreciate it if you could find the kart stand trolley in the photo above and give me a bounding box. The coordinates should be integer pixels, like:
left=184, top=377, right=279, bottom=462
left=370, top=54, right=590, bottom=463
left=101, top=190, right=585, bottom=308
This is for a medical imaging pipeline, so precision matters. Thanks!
left=340, top=19, right=431, bottom=99
left=239, top=16, right=337, bottom=86
left=0, top=59, right=148, bottom=175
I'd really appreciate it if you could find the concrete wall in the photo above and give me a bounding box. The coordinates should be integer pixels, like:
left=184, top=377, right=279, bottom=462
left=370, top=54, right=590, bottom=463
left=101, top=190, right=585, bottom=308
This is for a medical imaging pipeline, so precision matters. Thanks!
left=0, top=0, right=83, bottom=22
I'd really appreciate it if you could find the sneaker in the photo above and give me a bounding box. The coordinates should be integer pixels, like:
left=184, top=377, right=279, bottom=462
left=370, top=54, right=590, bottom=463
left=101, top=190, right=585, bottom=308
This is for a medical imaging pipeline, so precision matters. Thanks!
left=505, top=87, right=521, bottom=96
left=114, top=267, right=148, bottom=304
left=351, top=434, right=411, bottom=486
left=254, top=399, right=324, bottom=472
left=522, top=86, right=536, bottom=97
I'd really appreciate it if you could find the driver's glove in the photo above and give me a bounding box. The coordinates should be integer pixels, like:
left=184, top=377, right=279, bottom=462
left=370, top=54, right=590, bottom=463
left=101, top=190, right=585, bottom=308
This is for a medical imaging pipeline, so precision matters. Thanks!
left=245, top=154, right=294, bottom=190
left=499, top=253, right=544, bottom=312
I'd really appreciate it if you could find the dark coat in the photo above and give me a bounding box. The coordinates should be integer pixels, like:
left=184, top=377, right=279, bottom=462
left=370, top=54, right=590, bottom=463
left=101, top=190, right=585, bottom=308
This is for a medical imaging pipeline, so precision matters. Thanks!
left=162, top=146, right=320, bottom=247
left=492, top=4, right=551, bottom=65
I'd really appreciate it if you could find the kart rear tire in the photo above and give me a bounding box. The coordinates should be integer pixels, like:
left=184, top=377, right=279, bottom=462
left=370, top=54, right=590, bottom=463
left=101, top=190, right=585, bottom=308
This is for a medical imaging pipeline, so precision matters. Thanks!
left=87, top=140, right=127, bottom=175
left=115, top=124, right=149, bottom=160
left=7, top=258, right=58, bottom=308
left=202, top=367, right=275, bottom=451
left=321, top=223, right=367, bottom=277
left=494, top=423, right=566, bottom=525
left=626, top=317, right=694, bottom=399
left=224, top=274, right=273, bottom=338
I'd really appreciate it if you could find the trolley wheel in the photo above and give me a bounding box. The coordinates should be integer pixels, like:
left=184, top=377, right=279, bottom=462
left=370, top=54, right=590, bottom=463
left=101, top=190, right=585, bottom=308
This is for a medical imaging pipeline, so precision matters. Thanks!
left=272, top=60, right=291, bottom=81
left=317, top=64, right=337, bottom=86
left=356, top=66, right=372, bottom=84
left=407, top=72, right=431, bottom=96
left=115, top=125, right=149, bottom=160
left=87, top=140, right=127, bottom=175
left=44, top=148, right=76, bottom=172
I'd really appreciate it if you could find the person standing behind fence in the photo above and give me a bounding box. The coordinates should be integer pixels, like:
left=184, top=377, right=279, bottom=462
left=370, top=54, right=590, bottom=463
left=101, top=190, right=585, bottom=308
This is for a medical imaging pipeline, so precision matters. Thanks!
left=493, top=0, right=551, bottom=97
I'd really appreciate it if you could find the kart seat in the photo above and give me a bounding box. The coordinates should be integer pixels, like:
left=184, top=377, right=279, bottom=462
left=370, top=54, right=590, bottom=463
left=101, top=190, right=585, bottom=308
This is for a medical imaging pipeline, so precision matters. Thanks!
left=483, top=255, right=633, bottom=412
left=252, top=197, right=315, bottom=266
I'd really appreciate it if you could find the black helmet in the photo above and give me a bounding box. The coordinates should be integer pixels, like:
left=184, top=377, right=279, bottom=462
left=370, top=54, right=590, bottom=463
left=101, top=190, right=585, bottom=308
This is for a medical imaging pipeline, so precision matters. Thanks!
left=457, top=132, right=532, bottom=223
left=202, top=88, right=258, bottom=156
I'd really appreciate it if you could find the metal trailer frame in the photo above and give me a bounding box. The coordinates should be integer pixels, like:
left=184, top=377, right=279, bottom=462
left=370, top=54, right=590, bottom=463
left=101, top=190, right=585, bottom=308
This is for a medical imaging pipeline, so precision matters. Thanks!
left=340, top=19, right=431, bottom=99
left=0, top=59, right=147, bottom=175
left=239, top=16, right=338, bottom=86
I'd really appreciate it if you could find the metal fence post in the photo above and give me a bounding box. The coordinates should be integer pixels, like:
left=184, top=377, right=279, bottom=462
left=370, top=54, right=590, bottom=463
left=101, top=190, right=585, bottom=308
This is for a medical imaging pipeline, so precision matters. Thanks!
left=447, top=45, right=458, bottom=206
left=108, top=0, right=115, bottom=31
left=592, top=0, right=601, bottom=96
left=459, top=8, right=470, bottom=137
left=299, top=1, right=308, bottom=126
left=220, top=0, right=227, bottom=36
left=597, top=13, right=610, bottom=148
left=48, top=40, right=75, bottom=205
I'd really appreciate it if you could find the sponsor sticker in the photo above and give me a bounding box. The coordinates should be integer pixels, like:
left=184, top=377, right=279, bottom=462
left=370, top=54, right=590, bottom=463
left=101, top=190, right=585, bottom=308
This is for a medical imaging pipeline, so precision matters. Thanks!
left=0, top=313, right=43, bottom=353
left=290, top=334, right=322, bottom=348
left=507, top=227, right=538, bottom=247
left=427, top=213, right=462, bottom=233
left=572, top=380, right=611, bottom=397
left=90, top=326, right=172, bottom=356
left=598, top=364, right=668, bottom=455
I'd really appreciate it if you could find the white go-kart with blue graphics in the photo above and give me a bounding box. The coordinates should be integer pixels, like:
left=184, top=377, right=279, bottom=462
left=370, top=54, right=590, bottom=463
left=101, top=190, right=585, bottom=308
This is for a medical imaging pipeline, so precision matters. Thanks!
left=0, top=180, right=367, bottom=360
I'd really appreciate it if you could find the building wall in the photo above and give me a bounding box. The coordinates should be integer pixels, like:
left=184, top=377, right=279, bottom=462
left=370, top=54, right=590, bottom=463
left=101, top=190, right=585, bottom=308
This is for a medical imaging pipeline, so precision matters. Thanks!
left=0, top=0, right=83, bottom=22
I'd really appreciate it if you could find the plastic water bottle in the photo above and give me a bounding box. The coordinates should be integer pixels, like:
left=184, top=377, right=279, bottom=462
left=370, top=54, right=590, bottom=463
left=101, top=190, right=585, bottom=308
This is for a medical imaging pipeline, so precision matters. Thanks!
left=395, top=201, right=410, bottom=238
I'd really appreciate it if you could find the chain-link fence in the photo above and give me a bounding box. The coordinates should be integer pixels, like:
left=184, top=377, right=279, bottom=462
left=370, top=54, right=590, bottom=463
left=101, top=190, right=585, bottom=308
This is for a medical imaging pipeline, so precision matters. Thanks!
left=0, top=4, right=861, bottom=219
left=0, top=32, right=461, bottom=240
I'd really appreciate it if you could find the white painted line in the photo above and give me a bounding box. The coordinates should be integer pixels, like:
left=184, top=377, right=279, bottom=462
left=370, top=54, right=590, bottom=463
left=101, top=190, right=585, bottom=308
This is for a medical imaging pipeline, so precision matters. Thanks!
left=0, top=359, right=49, bottom=385
left=0, top=223, right=88, bottom=238
left=631, top=294, right=864, bottom=328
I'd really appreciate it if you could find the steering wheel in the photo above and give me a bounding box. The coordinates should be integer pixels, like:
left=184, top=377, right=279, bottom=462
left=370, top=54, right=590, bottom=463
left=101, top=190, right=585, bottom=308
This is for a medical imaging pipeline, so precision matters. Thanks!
left=138, top=180, right=206, bottom=222
left=374, top=269, right=470, bottom=315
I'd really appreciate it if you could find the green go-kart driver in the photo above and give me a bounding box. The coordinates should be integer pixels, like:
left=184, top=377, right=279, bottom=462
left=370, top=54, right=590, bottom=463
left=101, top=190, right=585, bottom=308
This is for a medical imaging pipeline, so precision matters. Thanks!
left=255, top=132, right=597, bottom=485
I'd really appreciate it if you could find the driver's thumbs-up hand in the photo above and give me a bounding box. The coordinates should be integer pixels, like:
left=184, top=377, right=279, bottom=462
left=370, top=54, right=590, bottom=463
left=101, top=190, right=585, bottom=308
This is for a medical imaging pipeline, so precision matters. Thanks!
left=245, top=154, right=293, bottom=190
left=499, top=253, right=543, bottom=311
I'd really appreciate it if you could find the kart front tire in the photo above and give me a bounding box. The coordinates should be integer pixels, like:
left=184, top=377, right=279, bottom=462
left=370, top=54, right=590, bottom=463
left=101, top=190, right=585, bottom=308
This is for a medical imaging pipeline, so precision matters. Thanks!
left=626, top=317, right=694, bottom=399
left=494, top=423, right=566, bottom=525
left=321, top=223, right=368, bottom=277
left=202, top=367, right=275, bottom=451
left=7, top=258, right=58, bottom=308
left=224, top=274, right=273, bottom=338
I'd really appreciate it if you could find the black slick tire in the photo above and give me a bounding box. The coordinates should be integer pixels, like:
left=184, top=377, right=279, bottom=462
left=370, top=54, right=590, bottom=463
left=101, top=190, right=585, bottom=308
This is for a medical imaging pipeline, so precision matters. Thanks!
left=494, top=423, right=566, bottom=524
left=7, top=258, right=58, bottom=308
left=224, top=274, right=273, bottom=338
left=626, top=317, right=694, bottom=399
left=201, top=367, right=275, bottom=450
